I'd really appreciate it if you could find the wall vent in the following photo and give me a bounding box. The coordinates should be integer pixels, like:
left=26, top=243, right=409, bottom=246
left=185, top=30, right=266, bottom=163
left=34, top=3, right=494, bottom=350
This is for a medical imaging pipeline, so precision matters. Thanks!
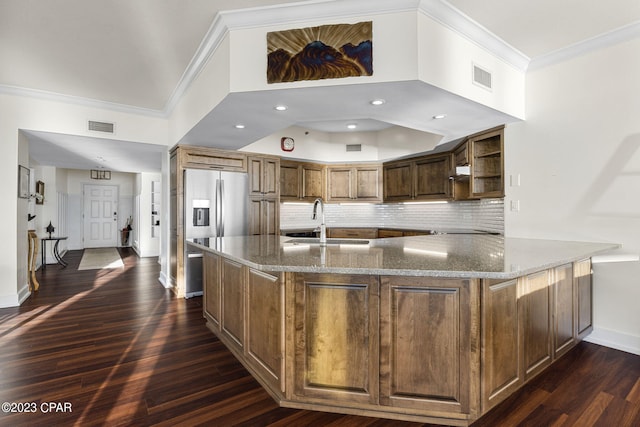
left=472, top=64, right=492, bottom=90
left=88, top=120, right=115, bottom=133
left=346, top=144, right=362, bottom=152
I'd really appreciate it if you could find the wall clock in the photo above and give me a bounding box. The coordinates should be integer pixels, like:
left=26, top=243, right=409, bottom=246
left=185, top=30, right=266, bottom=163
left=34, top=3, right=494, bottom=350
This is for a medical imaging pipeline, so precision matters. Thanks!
left=281, top=137, right=295, bottom=152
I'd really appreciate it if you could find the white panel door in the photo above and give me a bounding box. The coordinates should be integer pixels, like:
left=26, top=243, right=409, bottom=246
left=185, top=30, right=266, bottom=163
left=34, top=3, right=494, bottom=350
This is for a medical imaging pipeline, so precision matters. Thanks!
left=83, top=184, right=118, bottom=248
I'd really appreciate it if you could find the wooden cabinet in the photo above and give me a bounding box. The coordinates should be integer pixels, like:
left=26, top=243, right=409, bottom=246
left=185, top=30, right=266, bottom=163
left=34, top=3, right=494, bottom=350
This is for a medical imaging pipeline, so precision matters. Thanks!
left=481, top=260, right=588, bottom=412
left=203, top=252, right=221, bottom=331
left=481, top=278, right=522, bottom=411
left=248, top=155, right=280, bottom=235
left=383, top=161, right=413, bottom=201
left=553, top=263, right=575, bottom=358
left=521, top=270, right=552, bottom=380
left=326, top=164, right=382, bottom=202
left=384, top=126, right=504, bottom=201
left=203, top=255, right=285, bottom=394
left=279, top=160, right=325, bottom=201
left=249, top=156, right=279, bottom=198
left=220, top=258, right=245, bottom=352
left=380, top=276, right=477, bottom=416
left=469, top=127, right=504, bottom=198
left=414, top=153, right=454, bottom=200
left=249, top=198, right=279, bottom=235
left=246, top=268, right=285, bottom=393
left=383, top=153, right=453, bottom=202
left=293, top=273, right=380, bottom=405
left=182, top=145, right=247, bottom=171
left=327, top=227, right=378, bottom=239
left=575, top=259, right=593, bottom=339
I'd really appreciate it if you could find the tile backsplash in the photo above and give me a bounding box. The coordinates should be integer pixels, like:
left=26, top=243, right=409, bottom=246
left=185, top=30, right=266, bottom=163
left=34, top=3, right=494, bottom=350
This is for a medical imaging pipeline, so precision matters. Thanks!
left=281, top=199, right=504, bottom=234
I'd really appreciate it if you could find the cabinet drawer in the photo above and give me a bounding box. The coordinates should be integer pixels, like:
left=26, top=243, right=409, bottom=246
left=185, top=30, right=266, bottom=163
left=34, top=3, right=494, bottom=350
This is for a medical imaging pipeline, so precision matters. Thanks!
left=328, top=228, right=378, bottom=239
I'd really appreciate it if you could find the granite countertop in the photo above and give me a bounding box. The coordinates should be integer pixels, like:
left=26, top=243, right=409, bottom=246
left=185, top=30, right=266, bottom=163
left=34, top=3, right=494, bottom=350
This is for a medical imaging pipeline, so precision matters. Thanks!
left=186, top=235, right=619, bottom=279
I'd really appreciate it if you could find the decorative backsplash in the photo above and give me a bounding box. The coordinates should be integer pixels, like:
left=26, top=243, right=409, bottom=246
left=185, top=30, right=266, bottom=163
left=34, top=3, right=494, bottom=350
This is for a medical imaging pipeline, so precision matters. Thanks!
left=281, top=199, right=504, bottom=234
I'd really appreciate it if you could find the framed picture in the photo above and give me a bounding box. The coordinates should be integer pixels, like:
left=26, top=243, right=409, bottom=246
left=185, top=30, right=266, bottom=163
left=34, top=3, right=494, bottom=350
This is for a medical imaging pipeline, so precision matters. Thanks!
left=35, top=180, right=45, bottom=205
left=18, top=165, right=29, bottom=199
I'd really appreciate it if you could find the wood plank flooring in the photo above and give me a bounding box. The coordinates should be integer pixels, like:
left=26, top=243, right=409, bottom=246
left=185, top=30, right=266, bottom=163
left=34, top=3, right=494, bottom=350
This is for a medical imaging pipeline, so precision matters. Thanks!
left=1, top=248, right=638, bottom=426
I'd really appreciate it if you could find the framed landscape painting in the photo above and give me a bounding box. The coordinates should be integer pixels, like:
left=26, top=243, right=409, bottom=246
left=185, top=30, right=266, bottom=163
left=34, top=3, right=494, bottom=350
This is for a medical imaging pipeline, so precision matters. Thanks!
left=267, top=21, right=372, bottom=84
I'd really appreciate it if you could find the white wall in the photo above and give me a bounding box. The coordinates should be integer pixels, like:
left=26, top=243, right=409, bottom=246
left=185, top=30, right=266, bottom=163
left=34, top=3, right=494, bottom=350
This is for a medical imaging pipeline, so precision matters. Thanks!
left=0, top=92, right=169, bottom=308
left=505, top=38, right=640, bottom=354
left=242, top=125, right=443, bottom=162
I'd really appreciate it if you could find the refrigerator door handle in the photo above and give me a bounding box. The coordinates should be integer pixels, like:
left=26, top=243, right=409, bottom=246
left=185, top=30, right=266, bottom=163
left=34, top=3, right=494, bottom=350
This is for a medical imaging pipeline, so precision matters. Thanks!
left=219, top=179, right=225, bottom=237
left=215, top=178, right=222, bottom=236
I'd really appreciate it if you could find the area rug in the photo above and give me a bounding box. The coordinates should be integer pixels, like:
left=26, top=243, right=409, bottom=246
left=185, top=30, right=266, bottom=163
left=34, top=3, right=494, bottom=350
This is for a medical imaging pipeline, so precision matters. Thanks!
left=78, top=248, right=124, bottom=270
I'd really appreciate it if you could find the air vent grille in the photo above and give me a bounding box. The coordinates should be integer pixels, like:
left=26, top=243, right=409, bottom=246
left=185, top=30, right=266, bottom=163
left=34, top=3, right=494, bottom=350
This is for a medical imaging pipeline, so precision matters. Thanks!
left=346, top=144, right=362, bottom=152
left=88, top=120, right=115, bottom=133
left=473, top=64, right=492, bottom=90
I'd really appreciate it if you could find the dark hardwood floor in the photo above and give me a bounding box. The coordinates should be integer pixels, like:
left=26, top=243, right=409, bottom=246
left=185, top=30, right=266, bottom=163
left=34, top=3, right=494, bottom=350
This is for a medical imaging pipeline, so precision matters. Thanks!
left=1, top=248, right=638, bottom=426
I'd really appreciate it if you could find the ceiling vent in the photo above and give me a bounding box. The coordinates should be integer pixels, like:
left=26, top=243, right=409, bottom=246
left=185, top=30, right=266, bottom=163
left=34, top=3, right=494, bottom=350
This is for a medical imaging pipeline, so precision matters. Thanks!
left=88, top=120, right=115, bottom=133
left=472, top=64, right=492, bottom=90
left=346, top=144, right=362, bottom=152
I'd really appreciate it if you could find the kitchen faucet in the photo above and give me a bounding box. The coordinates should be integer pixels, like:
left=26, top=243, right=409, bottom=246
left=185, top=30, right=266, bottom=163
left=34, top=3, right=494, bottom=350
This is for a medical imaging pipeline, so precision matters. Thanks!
left=312, top=197, right=327, bottom=246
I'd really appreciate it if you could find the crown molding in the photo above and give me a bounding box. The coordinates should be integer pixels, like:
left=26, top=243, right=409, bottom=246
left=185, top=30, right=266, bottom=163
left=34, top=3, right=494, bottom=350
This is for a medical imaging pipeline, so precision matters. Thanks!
left=528, top=20, right=640, bottom=71
left=417, top=0, right=530, bottom=71
left=162, top=12, right=230, bottom=116
left=0, top=84, right=166, bottom=117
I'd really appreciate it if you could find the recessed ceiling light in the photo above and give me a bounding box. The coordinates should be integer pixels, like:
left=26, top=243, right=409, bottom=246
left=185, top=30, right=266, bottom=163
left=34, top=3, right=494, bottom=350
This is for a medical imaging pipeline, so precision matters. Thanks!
left=347, top=123, right=358, bottom=130
left=274, top=105, right=288, bottom=111
left=235, top=124, right=245, bottom=129
left=433, top=114, right=447, bottom=119
left=370, top=99, right=385, bottom=106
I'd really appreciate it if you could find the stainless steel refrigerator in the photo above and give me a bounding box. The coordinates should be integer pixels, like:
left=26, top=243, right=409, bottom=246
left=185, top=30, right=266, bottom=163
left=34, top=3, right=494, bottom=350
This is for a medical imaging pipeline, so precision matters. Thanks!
left=184, top=169, right=249, bottom=297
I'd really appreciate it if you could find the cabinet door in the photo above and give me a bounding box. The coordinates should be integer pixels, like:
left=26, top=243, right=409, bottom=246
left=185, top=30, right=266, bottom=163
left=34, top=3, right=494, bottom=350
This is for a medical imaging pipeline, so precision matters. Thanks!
left=521, top=270, right=552, bottom=380
left=575, top=259, right=593, bottom=339
left=262, top=198, right=279, bottom=235
left=481, top=278, right=522, bottom=411
left=221, top=258, right=245, bottom=351
left=380, top=276, right=475, bottom=415
left=280, top=162, right=300, bottom=200
left=326, top=167, right=353, bottom=201
left=247, top=268, right=284, bottom=393
left=414, top=154, right=453, bottom=200
left=354, top=166, right=382, bottom=201
left=301, top=164, right=325, bottom=200
left=248, top=198, right=279, bottom=235
left=248, top=156, right=279, bottom=197
left=293, top=273, right=379, bottom=404
left=203, top=252, right=221, bottom=331
left=553, top=264, right=575, bottom=358
left=383, top=161, right=413, bottom=201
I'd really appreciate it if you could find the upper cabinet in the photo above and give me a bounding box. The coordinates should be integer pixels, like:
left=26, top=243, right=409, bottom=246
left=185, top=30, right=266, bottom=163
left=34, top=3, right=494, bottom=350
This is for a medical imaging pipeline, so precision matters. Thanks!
left=248, top=155, right=280, bottom=235
left=469, top=127, right=504, bottom=198
left=326, top=164, right=382, bottom=203
left=383, top=153, right=453, bottom=202
left=280, top=160, right=325, bottom=202
left=384, top=126, right=505, bottom=202
left=249, top=156, right=279, bottom=198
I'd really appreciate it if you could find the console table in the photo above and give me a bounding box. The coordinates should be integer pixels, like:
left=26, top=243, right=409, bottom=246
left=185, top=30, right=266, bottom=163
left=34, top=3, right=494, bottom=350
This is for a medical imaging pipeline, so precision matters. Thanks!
left=41, top=237, right=68, bottom=269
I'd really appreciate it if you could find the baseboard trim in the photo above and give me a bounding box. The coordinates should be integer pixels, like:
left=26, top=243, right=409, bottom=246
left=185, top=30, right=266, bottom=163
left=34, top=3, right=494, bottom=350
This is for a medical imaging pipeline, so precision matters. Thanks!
left=158, top=271, right=171, bottom=288
left=584, top=327, right=640, bottom=356
left=0, top=283, right=31, bottom=308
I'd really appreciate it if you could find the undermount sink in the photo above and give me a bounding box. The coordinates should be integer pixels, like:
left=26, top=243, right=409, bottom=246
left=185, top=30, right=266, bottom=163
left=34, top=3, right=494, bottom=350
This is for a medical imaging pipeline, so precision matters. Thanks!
left=287, top=238, right=370, bottom=245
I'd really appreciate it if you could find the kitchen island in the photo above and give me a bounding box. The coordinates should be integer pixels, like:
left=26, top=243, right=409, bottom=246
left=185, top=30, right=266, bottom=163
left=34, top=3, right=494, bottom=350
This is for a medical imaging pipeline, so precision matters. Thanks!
left=187, top=235, right=617, bottom=426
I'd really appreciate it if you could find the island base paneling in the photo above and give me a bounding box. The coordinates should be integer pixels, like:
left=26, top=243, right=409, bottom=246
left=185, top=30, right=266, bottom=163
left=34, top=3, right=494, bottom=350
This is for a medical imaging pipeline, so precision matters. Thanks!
left=198, top=248, right=595, bottom=426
